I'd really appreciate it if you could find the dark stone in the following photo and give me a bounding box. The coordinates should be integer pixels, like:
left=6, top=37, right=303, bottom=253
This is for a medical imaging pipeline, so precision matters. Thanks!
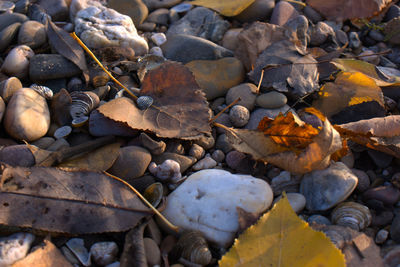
left=363, top=185, right=400, bottom=205
left=0, top=23, right=21, bottom=53
left=390, top=214, right=400, bottom=243
left=384, top=5, right=400, bottom=22
left=38, top=0, right=68, bottom=21
left=29, top=54, right=82, bottom=81
left=330, top=101, right=386, bottom=124
left=0, top=12, right=27, bottom=32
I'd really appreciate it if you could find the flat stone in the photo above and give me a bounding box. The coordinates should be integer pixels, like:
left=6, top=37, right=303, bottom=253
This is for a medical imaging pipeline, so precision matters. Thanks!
left=161, top=34, right=233, bottom=64
left=0, top=22, right=21, bottom=53
left=0, top=12, right=27, bottom=32
left=153, top=152, right=196, bottom=173
left=185, top=57, right=244, bottom=100
left=300, top=162, right=358, bottom=211
left=270, top=1, right=299, bottom=26
left=225, top=83, right=257, bottom=111
left=245, top=105, right=291, bottom=130
left=4, top=88, right=50, bottom=141
left=234, top=0, right=275, bottom=22
left=162, top=169, right=273, bottom=247
left=108, top=146, right=152, bottom=179
left=108, top=0, right=148, bottom=26
left=29, top=54, right=81, bottom=82
left=18, top=20, right=47, bottom=49
left=256, top=91, right=287, bottom=109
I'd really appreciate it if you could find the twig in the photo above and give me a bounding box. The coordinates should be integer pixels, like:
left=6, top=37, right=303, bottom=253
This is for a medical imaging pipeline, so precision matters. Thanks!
left=209, top=97, right=241, bottom=124
left=256, top=69, right=264, bottom=94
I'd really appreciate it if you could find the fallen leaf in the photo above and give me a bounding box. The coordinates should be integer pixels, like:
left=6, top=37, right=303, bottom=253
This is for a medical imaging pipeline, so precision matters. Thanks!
left=57, top=142, right=121, bottom=171
left=220, top=108, right=342, bottom=174
left=190, top=0, right=255, bottom=16
left=96, top=61, right=211, bottom=140
left=12, top=240, right=73, bottom=267
left=314, top=46, right=347, bottom=80
left=46, top=20, right=89, bottom=83
left=306, top=0, right=393, bottom=21
left=249, top=40, right=319, bottom=97
left=0, top=163, right=151, bottom=234
left=219, top=194, right=345, bottom=267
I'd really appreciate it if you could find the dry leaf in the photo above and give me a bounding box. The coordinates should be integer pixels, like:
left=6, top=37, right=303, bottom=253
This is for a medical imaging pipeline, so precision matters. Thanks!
left=221, top=108, right=342, bottom=174
left=0, top=163, right=150, bottom=234
left=314, top=46, right=347, bottom=80
left=219, top=194, right=345, bottom=267
left=46, top=20, right=89, bottom=83
left=313, top=72, right=385, bottom=119
left=12, top=240, right=73, bottom=267
left=96, top=61, right=211, bottom=140
left=306, top=0, right=393, bottom=21
left=57, top=143, right=121, bottom=171
left=190, top=0, right=255, bottom=16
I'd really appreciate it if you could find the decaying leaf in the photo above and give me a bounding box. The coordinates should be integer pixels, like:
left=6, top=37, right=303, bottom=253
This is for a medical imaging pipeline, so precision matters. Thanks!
left=46, top=20, right=89, bottom=83
left=335, top=115, right=400, bottom=158
left=190, top=0, right=255, bottom=16
left=306, top=0, right=393, bottom=21
left=249, top=40, right=319, bottom=97
left=220, top=108, right=342, bottom=174
left=0, top=163, right=151, bottom=234
left=313, top=72, right=385, bottom=119
left=96, top=61, right=211, bottom=140
left=219, top=194, right=346, bottom=267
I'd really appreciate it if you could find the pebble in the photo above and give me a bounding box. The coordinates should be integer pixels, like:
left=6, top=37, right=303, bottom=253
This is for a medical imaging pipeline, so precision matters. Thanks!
left=1, top=45, right=34, bottom=79
left=234, top=0, right=275, bottom=22
left=359, top=49, right=380, bottom=65
left=214, top=113, right=232, bottom=134
left=0, top=77, right=22, bottom=102
left=0, top=144, right=35, bottom=167
left=161, top=34, right=233, bottom=64
left=75, top=5, right=148, bottom=56
left=0, top=12, right=27, bottom=32
left=90, top=242, right=118, bottom=266
left=285, top=15, right=309, bottom=47
left=391, top=214, right=400, bottom=243
left=108, top=146, right=152, bottom=179
left=188, top=144, right=205, bottom=160
left=31, top=137, right=55, bottom=149
left=0, top=97, right=5, bottom=123
left=229, top=105, right=250, bottom=127
left=170, top=3, right=192, bottom=14
left=335, top=29, right=348, bottom=46
left=143, top=238, right=161, bottom=266
left=137, top=21, right=156, bottom=32
left=307, top=215, right=332, bottom=225
left=0, top=233, right=34, bottom=266
left=384, top=4, right=400, bottom=22
left=167, top=7, right=230, bottom=43
left=4, top=88, right=50, bottom=141
left=221, top=28, right=242, bottom=51
left=256, top=91, right=287, bottom=109
left=185, top=57, right=244, bottom=100
left=351, top=168, right=370, bottom=193
left=225, top=83, right=257, bottom=111
left=215, top=133, right=233, bottom=154
left=310, top=21, right=334, bottom=46
left=349, top=31, right=362, bottom=49
left=17, top=20, right=46, bottom=49
left=165, top=140, right=184, bottom=155
left=369, top=29, right=385, bottom=42
left=274, top=193, right=306, bottom=213
left=153, top=152, right=196, bottom=173
left=146, top=8, right=169, bottom=25
left=14, top=0, right=29, bottom=14
left=0, top=22, right=21, bottom=52
left=303, top=5, right=323, bottom=24
left=300, top=162, right=358, bottom=211
left=108, top=0, right=148, bottom=26
left=363, top=185, right=400, bottom=205
left=29, top=54, right=81, bottom=82
left=38, top=0, right=68, bottom=21
left=245, top=105, right=291, bottom=130
left=211, top=149, right=225, bottom=163
left=194, top=134, right=215, bottom=150
left=162, top=169, right=273, bottom=247
left=151, top=32, right=167, bottom=46
left=225, top=150, right=253, bottom=173
left=0, top=1, right=15, bottom=13
left=368, top=149, right=393, bottom=168
left=149, top=46, right=163, bottom=56
left=270, top=0, right=299, bottom=26
left=192, top=156, right=217, bottom=171
left=47, top=137, right=69, bottom=151
left=139, top=133, right=166, bottom=155
left=375, top=229, right=389, bottom=244
left=148, top=159, right=182, bottom=183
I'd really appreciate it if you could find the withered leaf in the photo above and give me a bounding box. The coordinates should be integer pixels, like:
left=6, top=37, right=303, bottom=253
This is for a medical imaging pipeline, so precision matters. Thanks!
left=96, top=61, right=211, bottom=139
left=190, top=0, right=255, bottom=17
left=46, top=20, right=89, bottom=83
left=0, top=164, right=151, bottom=234
left=306, top=0, right=393, bottom=21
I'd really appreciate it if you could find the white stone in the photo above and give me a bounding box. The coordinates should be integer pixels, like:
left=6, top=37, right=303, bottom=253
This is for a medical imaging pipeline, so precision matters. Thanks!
left=274, top=193, right=306, bottom=213
left=151, top=33, right=167, bottom=46
left=149, top=159, right=181, bottom=183
left=161, top=169, right=273, bottom=247
left=0, top=233, right=34, bottom=266
left=75, top=5, right=148, bottom=55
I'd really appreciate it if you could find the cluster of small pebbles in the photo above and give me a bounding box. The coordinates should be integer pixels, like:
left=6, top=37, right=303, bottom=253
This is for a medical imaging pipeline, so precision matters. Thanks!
left=0, top=0, right=400, bottom=266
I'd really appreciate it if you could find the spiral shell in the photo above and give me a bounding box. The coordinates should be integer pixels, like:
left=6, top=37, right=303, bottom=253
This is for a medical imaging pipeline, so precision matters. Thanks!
left=136, top=95, right=153, bottom=110
left=331, top=202, right=372, bottom=231
left=69, top=91, right=100, bottom=119
left=172, top=231, right=212, bottom=266
left=30, top=84, right=53, bottom=100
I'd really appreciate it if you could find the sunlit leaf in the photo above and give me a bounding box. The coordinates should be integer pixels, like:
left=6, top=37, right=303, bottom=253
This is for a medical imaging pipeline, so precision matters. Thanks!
left=191, top=0, right=255, bottom=16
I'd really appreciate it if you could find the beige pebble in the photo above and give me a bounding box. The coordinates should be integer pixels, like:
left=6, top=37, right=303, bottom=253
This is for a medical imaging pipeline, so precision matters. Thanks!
left=1, top=45, right=34, bottom=79
left=0, top=77, right=23, bottom=102
left=144, top=237, right=161, bottom=266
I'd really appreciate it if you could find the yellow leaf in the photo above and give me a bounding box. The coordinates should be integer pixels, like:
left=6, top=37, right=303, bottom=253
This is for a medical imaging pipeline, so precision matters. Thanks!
left=219, top=194, right=346, bottom=267
left=190, top=0, right=255, bottom=17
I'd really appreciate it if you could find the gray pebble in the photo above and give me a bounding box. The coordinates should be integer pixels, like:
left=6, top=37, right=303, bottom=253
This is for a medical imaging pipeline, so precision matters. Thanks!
left=0, top=12, right=27, bottom=32
left=351, top=168, right=370, bottom=193
left=368, top=149, right=393, bottom=168
left=229, top=105, right=250, bottom=127
left=349, top=31, right=361, bottom=49
left=335, top=29, right=348, bottom=46
left=0, top=22, right=21, bottom=53
left=139, top=132, right=166, bottom=155
left=211, top=149, right=225, bottom=163
left=189, top=143, right=205, bottom=160
left=225, top=83, right=257, bottom=111
left=310, top=21, right=334, bottom=46
left=146, top=8, right=169, bottom=25
left=375, top=229, right=389, bottom=244
left=215, top=133, right=233, bottom=153
left=256, top=91, right=287, bottom=109
left=234, top=0, right=275, bottom=23
left=274, top=193, right=306, bottom=213
left=152, top=152, right=196, bottom=173
left=192, top=156, right=217, bottom=171
left=270, top=0, right=299, bottom=26
left=369, top=29, right=384, bottom=42
left=0, top=233, right=34, bottom=266
left=245, top=106, right=291, bottom=130
left=194, top=134, right=215, bottom=150
left=307, top=214, right=332, bottom=225
left=18, top=20, right=47, bottom=49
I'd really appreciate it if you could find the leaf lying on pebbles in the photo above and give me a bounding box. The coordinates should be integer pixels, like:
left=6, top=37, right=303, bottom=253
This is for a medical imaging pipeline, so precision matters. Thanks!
left=0, top=163, right=151, bottom=234
left=95, top=61, right=212, bottom=140
left=190, top=0, right=255, bottom=17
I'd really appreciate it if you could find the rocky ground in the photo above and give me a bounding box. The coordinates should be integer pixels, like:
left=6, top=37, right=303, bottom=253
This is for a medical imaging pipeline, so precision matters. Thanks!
left=0, top=0, right=400, bottom=266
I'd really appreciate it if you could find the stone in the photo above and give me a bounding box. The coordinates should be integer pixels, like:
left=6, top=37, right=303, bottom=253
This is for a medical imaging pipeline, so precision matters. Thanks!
left=369, top=29, right=384, bottom=42
left=275, top=193, right=306, bottom=213
left=14, top=0, right=29, bottom=14
left=234, top=0, right=275, bottom=22
left=0, top=97, right=5, bottom=123
left=310, top=21, right=334, bottom=46
left=229, top=105, right=250, bottom=127
left=307, top=215, right=331, bottom=225
left=29, top=54, right=81, bottom=82
left=300, top=162, right=358, bottom=211
left=391, top=214, right=400, bottom=243
left=192, top=156, right=217, bottom=171
left=108, top=0, right=148, bottom=26
left=349, top=31, right=361, bottom=49
left=0, top=12, right=27, bottom=32
left=285, top=15, right=309, bottom=47
left=225, top=83, right=257, bottom=111
left=303, top=5, right=323, bottom=23
left=143, top=238, right=161, bottom=266
left=137, top=22, right=156, bottom=32
left=375, top=229, right=388, bottom=244
left=108, top=146, right=152, bottom=179
left=69, top=0, right=104, bottom=21
left=167, top=7, right=230, bottom=43
left=170, top=3, right=192, bottom=14
left=245, top=105, right=291, bottom=130
left=0, top=22, right=21, bottom=53
left=149, top=159, right=181, bottom=183
left=0, top=77, right=23, bottom=102
left=38, top=0, right=68, bottom=21
left=351, top=168, right=370, bottom=193
left=256, top=91, right=287, bottom=109
left=143, top=0, right=182, bottom=10
left=384, top=4, right=400, bottom=22
left=0, top=233, right=34, bottom=266
left=270, top=1, right=299, bottom=26
left=194, top=134, right=215, bottom=150
left=185, top=57, right=244, bottom=100
left=161, top=169, right=273, bottom=247
left=340, top=151, right=355, bottom=169
left=4, top=88, right=50, bottom=141
left=211, top=149, right=225, bottom=163
left=161, top=34, right=233, bottom=64
left=149, top=46, right=163, bottom=57
left=0, top=145, right=35, bottom=167
left=139, top=133, right=166, bottom=155
left=359, top=49, right=380, bottom=65
left=47, top=138, right=69, bottom=151
left=75, top=5, right=148, bottom=55
left=153, top=152, right=196, bottom=173
left=146, top=8, right=169, bottom=25
left=363, top=185, right=400, bottom=205
left=367, top=149, right=393, bottom=168
left=335, top=29, right=348, bottom=46
left=31, top=137, right=55, bottom=149
left=225, top=150, right=247, bottom=170
left=188, top=144, right=205, bottom=160
left=221, top=28, right=242, bottom=51
left=151, top=32, right=167, bottom=46
left=90, top=242, right=118, bottom=266
left=18, top=20, right=47, bottom=49
left=215, top=133, right=233, bottom=154
left=1, top=45, right=34, bottom=79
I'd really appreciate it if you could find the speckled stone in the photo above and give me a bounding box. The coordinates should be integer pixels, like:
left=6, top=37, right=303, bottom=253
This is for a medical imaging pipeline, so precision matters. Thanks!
left=229, top=105, right=250, bottom=127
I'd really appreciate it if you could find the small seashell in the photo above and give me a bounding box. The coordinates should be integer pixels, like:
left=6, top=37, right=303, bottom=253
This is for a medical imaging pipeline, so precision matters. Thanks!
left=171, top=231, right=212, bottom=266
left=148, top=160, right=182, bottom=183
left=90, top=241, right=118, bottom=266
left=30, top=84, right=53, bottom=100
left=54, top=125, right=72, bottom=139
left=91, top=72, right=110, bottom=88
left=143, top=182, right=163, bottom=207
left=136, top=95, right=153, bottom=110
left=66, top=238, right=91, bottom=267
left=69, top=91, right=100, bottom=119
left=331, top=202, right=372, bottom=231
left=71, top=116, right=89, bottom=127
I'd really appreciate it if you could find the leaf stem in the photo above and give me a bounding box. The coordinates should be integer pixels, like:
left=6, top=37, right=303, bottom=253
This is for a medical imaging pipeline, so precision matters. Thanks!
left=256, top=69, right=264, bottom=94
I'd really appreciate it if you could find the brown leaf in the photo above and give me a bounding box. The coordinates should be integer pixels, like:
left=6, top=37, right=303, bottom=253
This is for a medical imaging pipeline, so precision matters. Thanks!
left=12, top=240, right=73, bottom=267
left=0, top=164, right=150, bottom=234
left=306, top=0, right=393, bottom=21
left=96, top=61, right=211, bottom=139
left=46, top=20, right=89, bottom=83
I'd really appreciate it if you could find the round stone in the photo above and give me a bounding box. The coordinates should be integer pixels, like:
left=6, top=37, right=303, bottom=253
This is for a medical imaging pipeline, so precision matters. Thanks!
left=1, top=45, right=34, bottom=79
left=18, top=20, right=47, bottom=49
left=108, top=0, right=148, bottom=26
left=229, top=105, right=250, bottom=127
left=225, top=83, right=257, bottom=111
left=108, top=146, right=152, bottom=179
left=256, top=91, right=287, bottom=109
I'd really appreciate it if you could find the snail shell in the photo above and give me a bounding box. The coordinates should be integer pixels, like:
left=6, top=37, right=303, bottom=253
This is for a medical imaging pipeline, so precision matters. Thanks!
left=331, top=202, right=372, bottom=231
left=69, top=91, right=100, bottom=119
left=136, top=95, right=153, bottom=110
left=172, top=231, right=212, bottom=266
left=30, top=84, right=53, bottom=100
